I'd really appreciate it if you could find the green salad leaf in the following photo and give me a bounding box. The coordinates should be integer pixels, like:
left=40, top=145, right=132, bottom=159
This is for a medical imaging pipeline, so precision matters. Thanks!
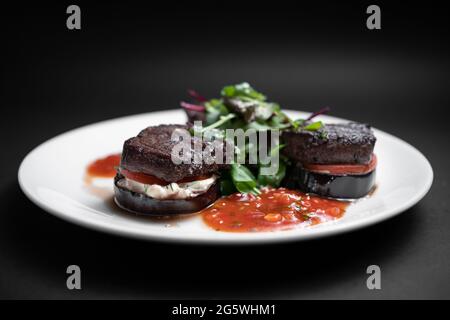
left=257, top=159, right=286, bottom=188
left=204, top=98, right=229, bottom=124
left=219, top=172, right=237, bottom=196
left=303, top=121, right=323, bottom=131
left=230, top=163, right=260, bottom=195
left=221, top=82, right=266, bottom=101
left=186, top=82, right=330, bottom=194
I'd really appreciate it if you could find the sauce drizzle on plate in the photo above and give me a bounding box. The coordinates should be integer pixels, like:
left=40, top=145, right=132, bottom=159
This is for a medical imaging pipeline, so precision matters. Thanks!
left=86, top=153, right=121, bottom=178
left=202, top=187, right=348, bottom=232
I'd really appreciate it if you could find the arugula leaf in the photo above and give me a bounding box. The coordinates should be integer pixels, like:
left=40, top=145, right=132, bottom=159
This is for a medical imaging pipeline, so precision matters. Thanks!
left=257, top=158, right=287, bottom=188
left=255, top=144, right=286, bottom=188
left=220, top=176, right=237, bottom=196
left=292, top=118, right=305, bottom=129
left=230, top=163, right=260, bottom=195
left=222, top=96, right=279, bottom=123
left=201, top=113, right=236, bottom=133
left=303, top=121, right=323, bottom=131
left=270, top=143, right=285, bottom=157
left=271, top=109, right=295, bottom=129
left=254, top=102, right=277, bottom=120
left=245, top=121, right=273, bottom=131
left=269, top=113, right=292, bottom=129
left=204, top=99, right=229, bottom=125
left=221, top=82, right=266, bottom=101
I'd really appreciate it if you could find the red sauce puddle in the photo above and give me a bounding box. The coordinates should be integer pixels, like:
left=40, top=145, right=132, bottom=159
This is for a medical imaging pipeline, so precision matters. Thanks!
left=201, top=187, right=349, bottom=232
left=86, top=153, right=121, bottom=178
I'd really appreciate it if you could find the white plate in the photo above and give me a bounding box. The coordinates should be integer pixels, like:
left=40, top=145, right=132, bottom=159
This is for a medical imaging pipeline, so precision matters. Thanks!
left=18, top=110, right=433, bottom=244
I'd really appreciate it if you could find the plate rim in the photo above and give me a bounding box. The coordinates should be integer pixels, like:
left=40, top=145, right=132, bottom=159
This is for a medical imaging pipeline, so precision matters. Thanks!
left=18, top=109, right=434, bottom=244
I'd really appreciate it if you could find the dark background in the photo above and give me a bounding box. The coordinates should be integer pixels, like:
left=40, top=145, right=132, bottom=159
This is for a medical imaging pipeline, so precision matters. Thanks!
left=1, top=1, right=449, bottom=299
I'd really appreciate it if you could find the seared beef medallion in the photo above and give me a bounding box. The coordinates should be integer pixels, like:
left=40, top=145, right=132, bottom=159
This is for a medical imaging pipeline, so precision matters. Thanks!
left=115, top=124, right=227, bottom=215
left=282, top=122, right=377, bottom=199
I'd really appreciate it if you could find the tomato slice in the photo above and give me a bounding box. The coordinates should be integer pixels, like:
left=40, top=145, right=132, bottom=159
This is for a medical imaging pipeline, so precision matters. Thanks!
left=120, top=169, right=211, bottom=185
left=303, top=154, right=377, bottom=175
left=178, top=175, right=212, bottom=183
left=121, top=169, right=167, bottom=185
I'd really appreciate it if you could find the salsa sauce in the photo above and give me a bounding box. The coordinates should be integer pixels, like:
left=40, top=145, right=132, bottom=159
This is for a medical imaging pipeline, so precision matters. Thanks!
left=86, top=153, right=121, bottom=178
left=202, top=187, right=349, bottom=232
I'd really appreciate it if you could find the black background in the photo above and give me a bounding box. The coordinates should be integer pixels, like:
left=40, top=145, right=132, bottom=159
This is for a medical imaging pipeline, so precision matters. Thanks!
left=1, top=1, right=449, bottom=299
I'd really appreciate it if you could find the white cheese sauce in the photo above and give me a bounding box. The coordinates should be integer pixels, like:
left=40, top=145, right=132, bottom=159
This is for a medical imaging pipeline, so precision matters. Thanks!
left=117, top=175, right=217, bottom=200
